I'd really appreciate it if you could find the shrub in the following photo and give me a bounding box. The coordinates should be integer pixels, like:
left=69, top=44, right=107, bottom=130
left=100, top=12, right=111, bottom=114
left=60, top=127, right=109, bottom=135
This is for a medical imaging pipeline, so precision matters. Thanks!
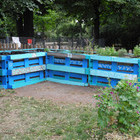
left=96, top=47, right=118, bottom=56
left=94, top=79, right=140, bottom=135
left=134, top=44, right=140, bottom=57
left=118, top=48, right=127, bottom=57
left=84, top=46, right=93, bottom=54
left=44, top=48, right=50, bottom=52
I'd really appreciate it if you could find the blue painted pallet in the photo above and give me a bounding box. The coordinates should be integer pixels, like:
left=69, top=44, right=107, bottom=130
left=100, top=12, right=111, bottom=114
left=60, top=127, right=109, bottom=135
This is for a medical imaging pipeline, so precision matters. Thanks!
left=0, top=76, right=8, bottom=89
left=7, top=52, right=46, bottom=75
left=0, top=56, right=8, bottom=76
left=46, top=53, right=89, bottom=86
left=89, top=55, right=139, bottom=87
left=46, top=70, right=88, bottom=86
left=0, top=52, right=47, bottom=89
left=8, top=71, right=46, bottom=89
left=46, top=54, right=88, bottom=68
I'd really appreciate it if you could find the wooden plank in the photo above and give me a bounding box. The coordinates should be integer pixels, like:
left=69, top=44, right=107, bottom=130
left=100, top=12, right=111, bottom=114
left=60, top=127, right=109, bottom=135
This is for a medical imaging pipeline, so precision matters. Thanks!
left=90, top=82, right=110, bottom=87
left=90, top=69, right=137, bottom=80
left=47, top=64, right=86, bottom=74
left=46, top=77, right=88, bottom=86
left=47, top=52, right=86, bottom=59
left=0, top=56, right=7, bottom=61
left=10, top=65, right=46, bottom=75
left=90, top=55, right=138, bottom=64
left=10, top=78, right=47, bottom=89
left=13, top=61, right=24, bottom=67
left=9, top=52, right=46, bottom=60
left=0, top=69, right=7, bottom=76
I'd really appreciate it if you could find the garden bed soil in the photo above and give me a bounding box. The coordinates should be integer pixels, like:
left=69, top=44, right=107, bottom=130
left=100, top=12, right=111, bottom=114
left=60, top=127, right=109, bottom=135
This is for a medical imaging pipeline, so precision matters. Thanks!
left=14, top=81, right=99, bottom=106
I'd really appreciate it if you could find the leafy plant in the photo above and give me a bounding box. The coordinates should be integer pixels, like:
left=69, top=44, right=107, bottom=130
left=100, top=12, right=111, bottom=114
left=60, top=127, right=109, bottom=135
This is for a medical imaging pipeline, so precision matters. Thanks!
left=118, top=48, right=127, bottom=57
left=44, top=48, right=50, bottom=52
left=84, top=46, right=93, bottom=54
left=96, top=47, right=118, bottom=56
left=134, top=44, right=140, bottom=57
left=94, top=79, right=140, bottom=135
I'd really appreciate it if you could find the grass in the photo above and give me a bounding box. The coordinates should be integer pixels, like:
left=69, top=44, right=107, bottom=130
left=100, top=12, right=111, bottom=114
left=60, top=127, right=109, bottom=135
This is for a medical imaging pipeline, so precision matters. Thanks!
left=0, top=89, right=140, bottom=140
left=0, top=90, right=97, bottom=140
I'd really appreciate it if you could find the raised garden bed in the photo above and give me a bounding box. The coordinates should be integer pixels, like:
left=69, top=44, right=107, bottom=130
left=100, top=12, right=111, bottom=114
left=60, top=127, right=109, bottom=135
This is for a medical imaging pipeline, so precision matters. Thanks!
left=0, top=48, right=140, bottom=89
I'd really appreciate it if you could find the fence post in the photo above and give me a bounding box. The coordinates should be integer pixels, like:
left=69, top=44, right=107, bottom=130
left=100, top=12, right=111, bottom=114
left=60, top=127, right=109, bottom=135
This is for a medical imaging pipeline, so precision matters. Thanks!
left=12, top=43, right=15, bottom=50
left=58, top=37, right=61, bottom=49
left=6, top=43, right=9, bottom=50
left=16, top=43, right=18, bottom=50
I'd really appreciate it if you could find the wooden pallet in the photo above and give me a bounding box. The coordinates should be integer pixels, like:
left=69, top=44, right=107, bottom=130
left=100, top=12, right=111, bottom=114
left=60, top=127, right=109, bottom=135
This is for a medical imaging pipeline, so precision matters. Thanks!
left=89, top=55, right=139, bottom=87
left=46, top=52, right=89, bottom=86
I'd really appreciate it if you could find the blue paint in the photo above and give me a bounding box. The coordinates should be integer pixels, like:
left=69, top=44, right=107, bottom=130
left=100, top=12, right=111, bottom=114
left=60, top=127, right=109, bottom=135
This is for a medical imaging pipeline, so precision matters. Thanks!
left=90, top=55, right=138, bottom=64
left=98, top=63, right=112, bottom=70
left=47, top=64, right=86, bottom=74
left=54, top=58, right=65, bottom=64
left=47, top=77, right=88, bottom=86
left=9, top=52, right=46, bottom=60
left=117, top=65, right=133, bottom=72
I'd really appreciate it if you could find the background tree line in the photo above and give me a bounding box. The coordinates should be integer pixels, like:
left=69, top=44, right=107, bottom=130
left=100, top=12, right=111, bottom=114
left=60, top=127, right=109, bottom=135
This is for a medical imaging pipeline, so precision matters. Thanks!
left=0, top=0, right=140, bottom=49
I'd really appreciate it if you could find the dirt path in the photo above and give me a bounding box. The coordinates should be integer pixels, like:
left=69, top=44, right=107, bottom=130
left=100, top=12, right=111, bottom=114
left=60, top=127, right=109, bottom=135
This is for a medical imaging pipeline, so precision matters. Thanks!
left=15, top=81, right=99, bottom=106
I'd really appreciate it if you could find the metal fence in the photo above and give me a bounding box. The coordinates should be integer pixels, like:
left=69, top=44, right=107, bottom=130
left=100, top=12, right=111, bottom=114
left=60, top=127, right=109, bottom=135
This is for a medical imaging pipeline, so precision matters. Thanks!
left=0, top=37, right=105, bottom=49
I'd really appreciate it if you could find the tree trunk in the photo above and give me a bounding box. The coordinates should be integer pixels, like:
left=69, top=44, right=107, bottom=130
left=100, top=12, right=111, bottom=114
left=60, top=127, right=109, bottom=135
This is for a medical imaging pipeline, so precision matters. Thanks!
left=94, top=0, right=100, bottom=45
left=16, top=15, right=24, bottom=37
left=23, top=9, right=34, bottom=37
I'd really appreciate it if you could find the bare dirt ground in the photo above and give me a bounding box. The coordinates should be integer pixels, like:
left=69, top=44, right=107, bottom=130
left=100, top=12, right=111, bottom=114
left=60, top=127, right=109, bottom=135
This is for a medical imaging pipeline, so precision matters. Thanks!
left=15, top=81, right=100, bottom=106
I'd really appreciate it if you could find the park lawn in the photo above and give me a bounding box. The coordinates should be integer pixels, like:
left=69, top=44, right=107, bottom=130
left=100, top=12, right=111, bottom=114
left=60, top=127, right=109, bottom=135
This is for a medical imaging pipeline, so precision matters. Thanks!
left=0, top=90, right=97, bottom=140
left=0, top=90, right=140, bottom=140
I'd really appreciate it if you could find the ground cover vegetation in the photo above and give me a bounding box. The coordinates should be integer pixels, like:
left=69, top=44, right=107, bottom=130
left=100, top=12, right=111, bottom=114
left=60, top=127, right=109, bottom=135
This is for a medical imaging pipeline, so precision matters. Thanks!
left=0, top=80, right=140, bottom=139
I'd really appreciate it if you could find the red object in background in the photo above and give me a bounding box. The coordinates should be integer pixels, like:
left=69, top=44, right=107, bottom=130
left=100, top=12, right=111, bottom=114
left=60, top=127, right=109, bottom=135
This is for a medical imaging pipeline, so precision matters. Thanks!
left=27, top=39, right=32, bottom=45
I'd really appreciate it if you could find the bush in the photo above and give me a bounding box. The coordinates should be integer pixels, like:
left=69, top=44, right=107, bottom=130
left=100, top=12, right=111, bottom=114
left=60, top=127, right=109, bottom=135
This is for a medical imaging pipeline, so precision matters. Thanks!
left=44, top=48, right=50, bottom=52
left=134, top=44, right=140, bottom=57
left=96, top=47, right=118, bottom=56
left=84, top=46, right=93, bottom=54
left=94, top=79, right=140, bottom=135
left=118, top=48, right=127, bottom=57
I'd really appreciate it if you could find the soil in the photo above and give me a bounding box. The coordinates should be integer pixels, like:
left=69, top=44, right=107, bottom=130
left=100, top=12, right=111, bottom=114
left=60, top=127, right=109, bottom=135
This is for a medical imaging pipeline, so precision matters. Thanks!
left=15, top=81, right=100, bottom=106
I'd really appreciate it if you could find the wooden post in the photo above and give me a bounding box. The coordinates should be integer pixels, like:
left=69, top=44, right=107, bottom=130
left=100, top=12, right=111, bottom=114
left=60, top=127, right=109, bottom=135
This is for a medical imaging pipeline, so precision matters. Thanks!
left=11, top=43, right=15, bottom=50
left=30, top=44, right=33, bottom=49
left=3, top=43, right=6, bottom=51
left=37, top=44, right=40, bottom=48
left=9, top=43, right=12, bottom=50
left=6, top=43, right=9, bottom=50
left=24, top=44, right=26, bottom=49
left=34, top=44, right=37, bottom=48
left=16, top=43, right=18, bottom=50
left=21, top=44, right=23, bottom=49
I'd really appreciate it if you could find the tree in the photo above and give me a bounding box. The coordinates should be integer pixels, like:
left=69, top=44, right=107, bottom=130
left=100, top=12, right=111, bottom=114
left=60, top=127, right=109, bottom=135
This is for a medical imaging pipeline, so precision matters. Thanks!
left=0, top=0, right=52, bottom=37
left=54, top=0, right=140, bottom=47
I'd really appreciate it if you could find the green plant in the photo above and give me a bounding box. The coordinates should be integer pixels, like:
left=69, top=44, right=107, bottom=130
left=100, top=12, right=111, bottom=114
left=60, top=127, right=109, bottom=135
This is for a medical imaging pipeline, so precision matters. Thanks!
left=118, top=48, right=127, bottom=57
left=84, top=46, right=93, bottom=54
left=96, top=47, right=118, bottom=56
left=94, top=79, right=140, bottom=135
left=44, top=48, right=50, bottom=52
left=134, top=44, right=140, bottom=57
